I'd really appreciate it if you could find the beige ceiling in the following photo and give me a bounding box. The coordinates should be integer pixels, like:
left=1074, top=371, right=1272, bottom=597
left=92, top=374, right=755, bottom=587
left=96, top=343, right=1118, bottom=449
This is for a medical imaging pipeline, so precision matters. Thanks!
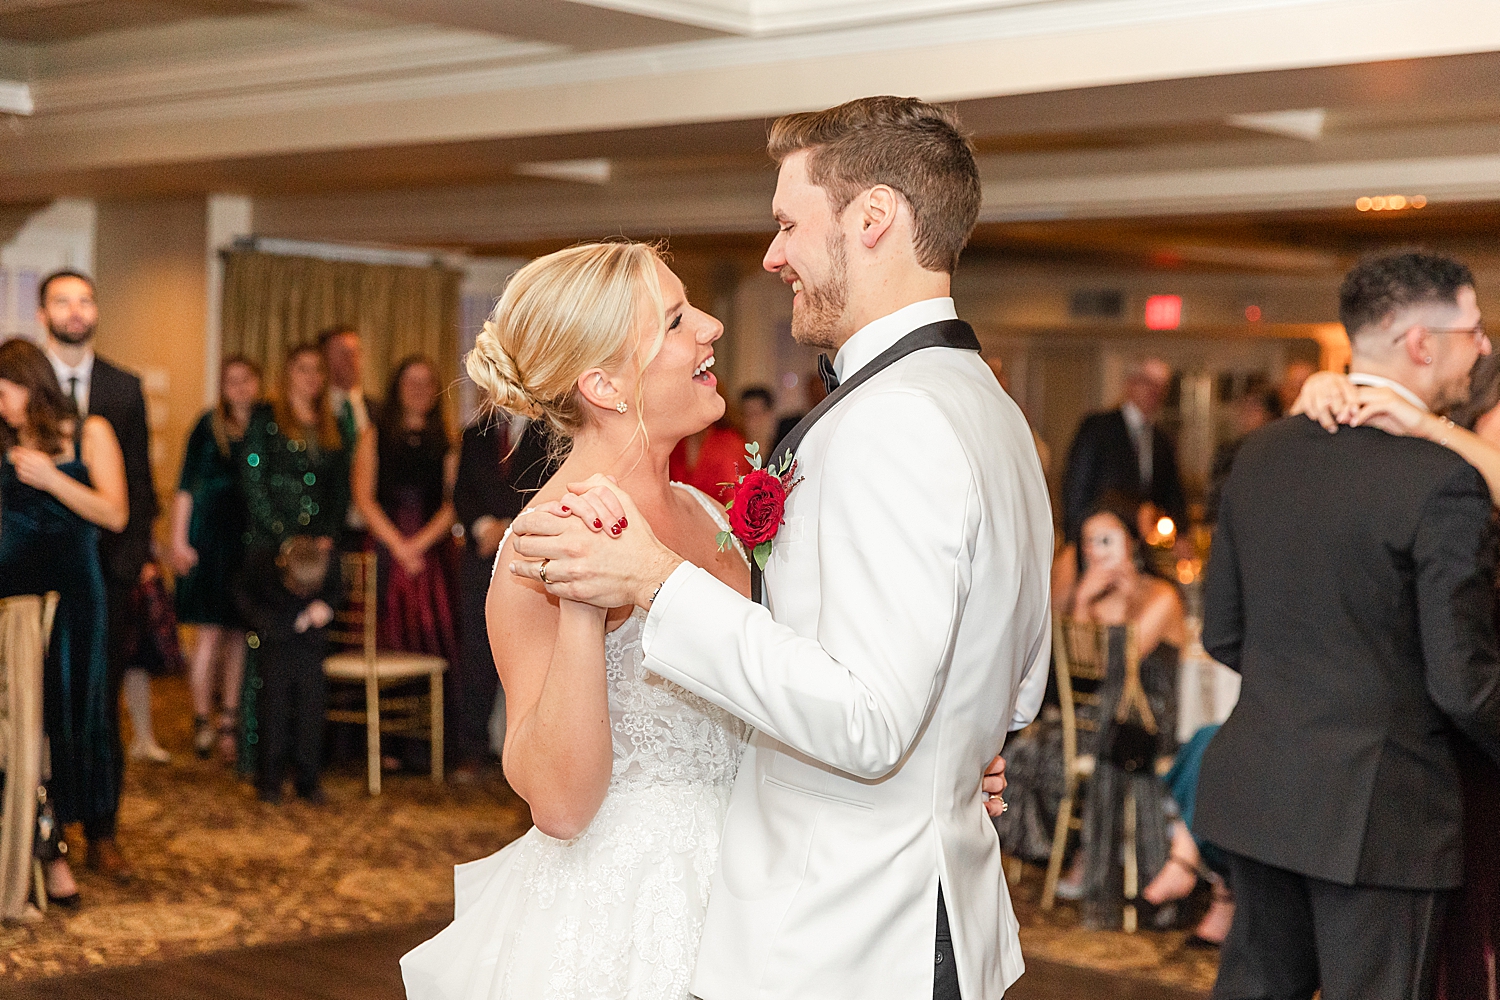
left=0, top=0, right=296, bottom=43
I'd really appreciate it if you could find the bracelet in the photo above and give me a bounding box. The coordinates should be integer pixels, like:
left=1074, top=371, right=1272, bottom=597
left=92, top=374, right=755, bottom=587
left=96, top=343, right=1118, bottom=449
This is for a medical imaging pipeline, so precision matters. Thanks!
left=1436, top=415, right=1455, bottom=447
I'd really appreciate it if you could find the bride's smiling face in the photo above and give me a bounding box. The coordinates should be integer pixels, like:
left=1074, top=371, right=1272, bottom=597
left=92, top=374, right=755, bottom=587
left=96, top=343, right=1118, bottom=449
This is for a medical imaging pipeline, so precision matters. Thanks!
left=634, top=259, right=725, bottom=442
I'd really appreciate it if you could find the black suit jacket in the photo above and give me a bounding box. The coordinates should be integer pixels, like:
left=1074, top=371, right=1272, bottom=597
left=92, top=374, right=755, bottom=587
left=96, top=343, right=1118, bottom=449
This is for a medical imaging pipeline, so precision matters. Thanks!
left=1061, top=408, right=1187, bottom=540
left=1196, top=416, right=1500, bottom=890
left=452, top=417, right=552, bottom=557
left=88, top=357, right=158, bottom=584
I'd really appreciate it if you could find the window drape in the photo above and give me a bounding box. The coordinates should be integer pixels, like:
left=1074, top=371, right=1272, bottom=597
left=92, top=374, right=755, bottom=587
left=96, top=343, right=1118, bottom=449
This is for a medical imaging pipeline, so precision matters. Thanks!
left=220, top=249, right=462, bottom=417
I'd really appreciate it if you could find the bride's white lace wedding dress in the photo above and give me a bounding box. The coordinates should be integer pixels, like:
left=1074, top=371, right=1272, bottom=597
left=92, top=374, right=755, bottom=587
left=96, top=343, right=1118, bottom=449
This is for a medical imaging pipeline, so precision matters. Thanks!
left=401, top=487, right=749, bottom=1000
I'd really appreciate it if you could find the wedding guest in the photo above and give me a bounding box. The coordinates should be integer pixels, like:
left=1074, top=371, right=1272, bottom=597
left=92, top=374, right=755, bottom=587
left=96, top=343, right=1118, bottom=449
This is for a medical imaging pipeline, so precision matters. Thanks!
left=320, top=325, right=377, bottom=547
left=0, top=337, right=127, bottom=908
left=39, top=270, right=153, bottom=883
left=171, top=356, right=261, bottom=762
left=1052, top=495, right=1182, bottom=927
left=1293, top=348, right=1500, bottom=1000
left=120, top=552, right=182, bottom=764
left=238, top=345, right=351, bottom=771
left=351, top=355, right=457, bottom=773
left=234, top=536, right=339, bottom=804
left=352, top=355, right=458, bottom=659
left=1061, top=358, right=1187, bottom=542
left=450, top=409, right=551, bottom=782
left=668, top=414, right=746, bottom=501
left=1199, top=249, right=1500, bottom=1000
left=739, top=385, right=777, bottom=459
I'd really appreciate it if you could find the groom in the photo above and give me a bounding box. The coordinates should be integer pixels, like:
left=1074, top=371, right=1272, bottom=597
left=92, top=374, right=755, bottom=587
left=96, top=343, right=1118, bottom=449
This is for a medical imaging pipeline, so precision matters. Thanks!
left=512, top=97, right=1053, bottom=999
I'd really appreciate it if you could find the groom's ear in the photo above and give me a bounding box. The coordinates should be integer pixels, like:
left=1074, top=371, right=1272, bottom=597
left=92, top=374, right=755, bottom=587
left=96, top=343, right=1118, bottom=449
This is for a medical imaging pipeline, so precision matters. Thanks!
left=856, top=185, right=901, bottom=250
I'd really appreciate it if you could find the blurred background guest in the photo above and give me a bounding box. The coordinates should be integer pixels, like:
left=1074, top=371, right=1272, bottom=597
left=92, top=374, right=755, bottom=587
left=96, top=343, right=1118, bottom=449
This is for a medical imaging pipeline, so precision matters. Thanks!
left=999, top=493, right=1183, bottom=928
left=0, top=337, right=128, bottom=908
left=351, top=355, right=458, bottom=661
left=450, top=410, right=551, bottom=782
left=1205, top=386, right=1282, bottom=526
left=320, top=325, right=377, bottom=549
left=738, top=385, right=777, bottom=459
left=1276, top=359, right=1317, bottom=416
left=171, top=355, right=262, bottom=763
left=238, top=344, right=351, bottom=773
left=39, top=270, right=154, bottom=884
left=669, top=412, right=746, bottom=501
left=1061, top=358, right=1187, bottom=543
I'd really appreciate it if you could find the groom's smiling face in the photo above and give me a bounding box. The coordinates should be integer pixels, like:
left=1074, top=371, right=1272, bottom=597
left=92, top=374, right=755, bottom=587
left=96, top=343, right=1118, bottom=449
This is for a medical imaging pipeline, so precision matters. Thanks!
left=765, top=150, right=851, bottom=350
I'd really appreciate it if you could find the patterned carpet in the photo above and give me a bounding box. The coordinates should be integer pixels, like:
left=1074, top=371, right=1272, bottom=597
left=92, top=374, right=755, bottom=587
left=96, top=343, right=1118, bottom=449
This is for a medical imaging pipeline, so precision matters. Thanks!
left=0, top=676, right=1217, bottom=995
left=0, top=676, right=529, bottom=981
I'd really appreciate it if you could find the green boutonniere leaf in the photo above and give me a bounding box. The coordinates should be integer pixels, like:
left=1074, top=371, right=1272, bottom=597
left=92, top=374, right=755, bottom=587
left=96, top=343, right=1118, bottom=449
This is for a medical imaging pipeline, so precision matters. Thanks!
left=752, top=541, right=772, bottom=571
left=715, top=529, right=732, bottom=552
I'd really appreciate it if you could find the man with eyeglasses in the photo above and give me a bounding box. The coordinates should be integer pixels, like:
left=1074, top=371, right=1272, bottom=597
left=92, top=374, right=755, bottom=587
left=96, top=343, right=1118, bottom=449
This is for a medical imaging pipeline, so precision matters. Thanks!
left=1195, top=249, right=1500, bottom=1000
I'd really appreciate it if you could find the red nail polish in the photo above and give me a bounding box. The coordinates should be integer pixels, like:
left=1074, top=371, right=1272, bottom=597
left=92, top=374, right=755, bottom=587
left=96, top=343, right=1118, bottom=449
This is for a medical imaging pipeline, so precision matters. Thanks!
left=618, top=517, right=627, bottom=529
left=610, top=525, right=621, bottom=536
left=560, top=505, right=570, bottom=513
left=593, top=518, right=603, bottom=529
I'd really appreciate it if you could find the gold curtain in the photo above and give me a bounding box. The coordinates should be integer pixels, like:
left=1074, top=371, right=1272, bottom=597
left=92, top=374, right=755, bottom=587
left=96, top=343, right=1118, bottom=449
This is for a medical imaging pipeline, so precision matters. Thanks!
left=0, top=593, right=54, bottom=921
left=220, top=250, right=463, bottom=418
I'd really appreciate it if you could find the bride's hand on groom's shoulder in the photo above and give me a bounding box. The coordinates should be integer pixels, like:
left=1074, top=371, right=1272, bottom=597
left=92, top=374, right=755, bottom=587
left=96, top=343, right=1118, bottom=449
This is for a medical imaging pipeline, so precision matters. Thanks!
left=510, top=479, right=683, bottom=611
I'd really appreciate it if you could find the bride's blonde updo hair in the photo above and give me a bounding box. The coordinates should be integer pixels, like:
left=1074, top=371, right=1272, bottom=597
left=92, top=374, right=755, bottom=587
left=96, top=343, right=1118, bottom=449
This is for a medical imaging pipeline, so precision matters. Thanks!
left=467, top=241, right=668, bottom=439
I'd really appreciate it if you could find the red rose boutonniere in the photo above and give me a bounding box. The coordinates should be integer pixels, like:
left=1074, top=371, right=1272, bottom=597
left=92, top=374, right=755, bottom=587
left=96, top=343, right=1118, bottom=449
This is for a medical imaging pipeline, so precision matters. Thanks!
left=717, top=442, right=802, bottom=571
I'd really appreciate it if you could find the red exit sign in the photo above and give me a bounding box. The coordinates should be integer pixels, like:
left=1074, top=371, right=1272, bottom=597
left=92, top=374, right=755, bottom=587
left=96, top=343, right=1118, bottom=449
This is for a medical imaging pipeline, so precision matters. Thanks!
left=1144, top=295, right=1182, bottom=330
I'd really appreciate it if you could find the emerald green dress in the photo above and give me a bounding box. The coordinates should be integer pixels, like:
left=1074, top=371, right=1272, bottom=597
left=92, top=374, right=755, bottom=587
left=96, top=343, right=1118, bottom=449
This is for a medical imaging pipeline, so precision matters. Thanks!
left=175, top=411, right=247, bottom=626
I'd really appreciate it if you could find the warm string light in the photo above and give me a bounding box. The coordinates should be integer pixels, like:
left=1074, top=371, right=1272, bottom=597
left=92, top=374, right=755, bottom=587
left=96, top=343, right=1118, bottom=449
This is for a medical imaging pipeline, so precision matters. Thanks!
left=1356, top=194, right=1428, bottom=212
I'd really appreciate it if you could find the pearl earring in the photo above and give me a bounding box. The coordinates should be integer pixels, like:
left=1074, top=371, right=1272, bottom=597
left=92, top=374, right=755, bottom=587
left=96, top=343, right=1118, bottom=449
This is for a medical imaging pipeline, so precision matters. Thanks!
left=615, top=401, right=628, bottom=414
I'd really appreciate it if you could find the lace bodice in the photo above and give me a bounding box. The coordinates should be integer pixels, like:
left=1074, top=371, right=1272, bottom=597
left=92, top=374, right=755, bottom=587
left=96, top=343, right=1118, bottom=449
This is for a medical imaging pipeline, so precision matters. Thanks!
left=605, top=611, right=747, bottom=792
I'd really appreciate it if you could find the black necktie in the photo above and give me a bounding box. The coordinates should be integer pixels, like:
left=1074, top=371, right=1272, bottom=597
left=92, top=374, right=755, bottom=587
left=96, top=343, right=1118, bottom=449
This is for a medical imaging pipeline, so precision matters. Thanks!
left=68, top=376, right=80, bottom=413
left=817, top=354, right=840, bottom=395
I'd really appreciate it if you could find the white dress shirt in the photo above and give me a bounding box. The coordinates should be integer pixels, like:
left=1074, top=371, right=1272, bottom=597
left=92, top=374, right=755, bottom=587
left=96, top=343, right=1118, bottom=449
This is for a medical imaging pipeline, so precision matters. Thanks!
left=1348, top=371, right=1430, bottom=412
left=47, top=346, right=96, bottom=415
left=831, top=296, right=958, bottom=383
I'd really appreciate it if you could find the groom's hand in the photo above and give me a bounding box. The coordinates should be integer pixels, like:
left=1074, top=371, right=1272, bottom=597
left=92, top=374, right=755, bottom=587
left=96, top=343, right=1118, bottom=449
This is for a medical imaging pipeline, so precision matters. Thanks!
left=510, top=477, right=684, bottom=610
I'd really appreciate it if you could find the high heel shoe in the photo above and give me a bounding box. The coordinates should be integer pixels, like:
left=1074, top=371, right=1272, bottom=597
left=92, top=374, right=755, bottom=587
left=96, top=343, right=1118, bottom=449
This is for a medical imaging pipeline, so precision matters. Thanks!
left=193, top=715, right=215, bottom=759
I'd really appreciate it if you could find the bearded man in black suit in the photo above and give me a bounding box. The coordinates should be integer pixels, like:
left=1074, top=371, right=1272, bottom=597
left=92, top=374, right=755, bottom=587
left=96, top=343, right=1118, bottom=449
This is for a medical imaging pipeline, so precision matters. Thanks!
left=39, top=270, right=157, bottom=883
left=1198, top=250, right=1500, bottom=1000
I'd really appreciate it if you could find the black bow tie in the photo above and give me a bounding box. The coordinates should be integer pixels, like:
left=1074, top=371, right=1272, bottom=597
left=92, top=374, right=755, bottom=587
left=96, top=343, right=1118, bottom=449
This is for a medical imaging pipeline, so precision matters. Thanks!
left=817, top=354, right=840, bottom=395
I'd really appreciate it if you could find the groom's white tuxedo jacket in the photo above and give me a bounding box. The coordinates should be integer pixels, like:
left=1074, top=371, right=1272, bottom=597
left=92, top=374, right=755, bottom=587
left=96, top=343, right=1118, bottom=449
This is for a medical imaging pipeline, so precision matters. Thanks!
left=642, top=298, right=1053, bottom=999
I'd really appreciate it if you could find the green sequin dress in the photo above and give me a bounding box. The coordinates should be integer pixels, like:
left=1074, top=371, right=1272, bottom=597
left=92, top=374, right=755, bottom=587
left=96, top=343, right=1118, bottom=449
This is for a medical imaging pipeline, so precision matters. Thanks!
left=240, top=402, right=351, bottom=552
left=237, top=402, right=351, bottom=773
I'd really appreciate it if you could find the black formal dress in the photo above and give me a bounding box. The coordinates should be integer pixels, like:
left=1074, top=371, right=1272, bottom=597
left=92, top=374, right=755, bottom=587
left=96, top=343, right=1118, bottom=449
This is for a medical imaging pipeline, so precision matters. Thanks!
left=86, top=357, right=158, bottom=842
left=175, top=411, right=247, bottom=627
left=1061, top=408, right=1187, bottom=542
left=1198, top=415, right=1500, bottom=1000
left=449, top=417, right=552, bottom=764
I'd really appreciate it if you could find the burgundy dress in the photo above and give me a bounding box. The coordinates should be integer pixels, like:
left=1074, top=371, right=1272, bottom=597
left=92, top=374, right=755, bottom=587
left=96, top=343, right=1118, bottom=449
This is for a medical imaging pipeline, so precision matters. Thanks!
left=374, top=426, right=457, bottom=660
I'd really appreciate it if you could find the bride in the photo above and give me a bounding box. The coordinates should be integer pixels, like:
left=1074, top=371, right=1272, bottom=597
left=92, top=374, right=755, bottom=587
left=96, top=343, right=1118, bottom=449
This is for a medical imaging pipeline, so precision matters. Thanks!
left=401, top=241, right=1007, bottom=999
left=401, top=241, right=750, bottom=999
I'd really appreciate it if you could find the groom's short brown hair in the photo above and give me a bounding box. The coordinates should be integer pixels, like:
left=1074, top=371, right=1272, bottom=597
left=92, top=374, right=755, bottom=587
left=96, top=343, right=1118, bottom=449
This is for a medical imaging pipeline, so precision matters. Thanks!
left=768, top=96, right=981, bottom=275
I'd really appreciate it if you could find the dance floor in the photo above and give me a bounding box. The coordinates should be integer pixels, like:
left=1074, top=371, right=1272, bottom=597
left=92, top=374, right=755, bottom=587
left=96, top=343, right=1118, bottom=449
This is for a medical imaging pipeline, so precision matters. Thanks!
left=0, top=677, right=1215, bottom=997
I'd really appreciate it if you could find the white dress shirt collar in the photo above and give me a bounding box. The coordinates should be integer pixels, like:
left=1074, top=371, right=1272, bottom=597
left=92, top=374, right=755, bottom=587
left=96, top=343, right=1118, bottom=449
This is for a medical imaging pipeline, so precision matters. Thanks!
left=1348, top=372, right=1430, bottom=413
left=832, top=297, right=958, bottom=383
left=47, top=346, right=95, bottom=413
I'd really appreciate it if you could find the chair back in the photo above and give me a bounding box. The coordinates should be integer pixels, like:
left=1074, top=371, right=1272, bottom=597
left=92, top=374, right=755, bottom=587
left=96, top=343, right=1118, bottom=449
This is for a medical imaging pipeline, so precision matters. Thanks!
left=329, top=552, right=377, bottom=678
left=1052, top=616, right=1137, bottom=769
left=0, top=592, right=56, bottom=920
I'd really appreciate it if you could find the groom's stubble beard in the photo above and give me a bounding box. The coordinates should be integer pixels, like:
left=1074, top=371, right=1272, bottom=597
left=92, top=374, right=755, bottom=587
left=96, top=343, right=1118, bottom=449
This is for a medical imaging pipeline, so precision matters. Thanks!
left=788, top=231, right=849, bottom=350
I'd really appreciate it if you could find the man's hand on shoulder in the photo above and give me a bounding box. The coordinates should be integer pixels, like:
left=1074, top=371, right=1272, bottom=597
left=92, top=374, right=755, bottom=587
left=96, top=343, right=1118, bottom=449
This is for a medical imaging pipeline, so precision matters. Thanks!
left=510, top=476, right=683, bottom=610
